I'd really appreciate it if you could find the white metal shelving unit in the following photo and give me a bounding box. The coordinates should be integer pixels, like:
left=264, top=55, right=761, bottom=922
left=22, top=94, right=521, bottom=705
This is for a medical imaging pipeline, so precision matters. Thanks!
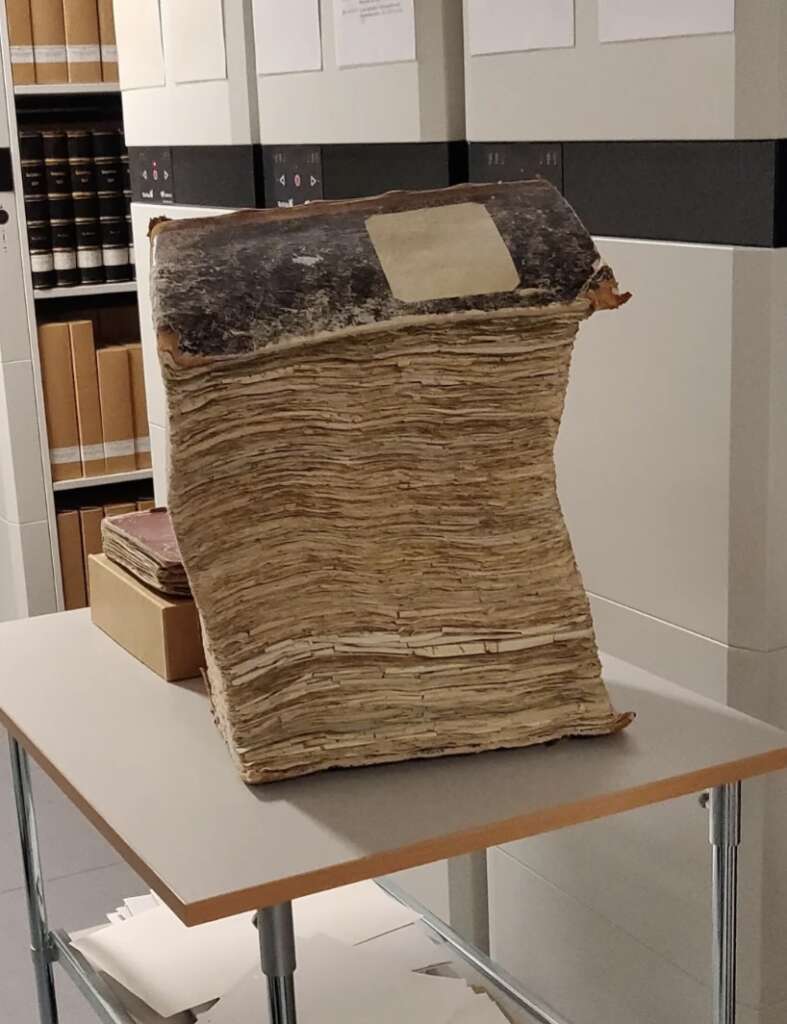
left=0, top=22, right=147, bottom=619
left=52, top=469, right=153, bottom=493
left=34, top=281, right=137, bottom=300
left=14, top=83, right=120, bottom=96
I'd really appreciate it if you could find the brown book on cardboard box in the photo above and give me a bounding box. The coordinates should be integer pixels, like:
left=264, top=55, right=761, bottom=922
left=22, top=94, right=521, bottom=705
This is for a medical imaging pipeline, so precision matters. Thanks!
left=79, top=505, right=103, bottom=598
left=7, top=0, right=36, bottom=85
left=63, top=0, right=102, bottom=83
left=126, top=344, right=152, bottom=469
left=69, top=320, right=106, bottom=477
left=97, top=0, right=117, bottom=82
left=30, top=0, right=67, bottom=84
left=56, top=510, right=87, bottom=610
left=97, top=346, right=136, bottom=473
left=38, top=323, right=81, bottom=481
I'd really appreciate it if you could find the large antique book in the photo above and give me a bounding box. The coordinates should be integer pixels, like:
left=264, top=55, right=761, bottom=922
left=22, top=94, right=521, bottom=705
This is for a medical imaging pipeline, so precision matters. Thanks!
left=151, top=181, right=634, bottom=784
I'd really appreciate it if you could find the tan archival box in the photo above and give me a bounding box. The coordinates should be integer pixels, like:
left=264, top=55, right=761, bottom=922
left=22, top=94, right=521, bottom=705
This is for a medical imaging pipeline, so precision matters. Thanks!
left=89, top=555, right=204, bottom=681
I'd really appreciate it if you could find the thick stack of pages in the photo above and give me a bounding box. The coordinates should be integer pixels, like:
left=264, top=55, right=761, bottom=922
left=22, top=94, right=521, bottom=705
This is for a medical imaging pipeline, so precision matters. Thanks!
left=151, top=181, right=634, bottom=784
left=102, top=508, right=190, bottom=597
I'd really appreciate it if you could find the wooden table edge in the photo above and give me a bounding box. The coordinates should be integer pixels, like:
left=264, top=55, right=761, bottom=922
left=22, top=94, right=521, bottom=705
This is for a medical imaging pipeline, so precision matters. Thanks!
left=4, top=707, right=786, bottom=927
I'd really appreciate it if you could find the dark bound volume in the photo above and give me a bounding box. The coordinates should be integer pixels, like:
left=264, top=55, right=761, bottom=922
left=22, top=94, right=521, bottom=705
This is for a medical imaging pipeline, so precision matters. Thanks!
left=92, top=127, right=130, bottom=281
left=67, top=129, right=103, bottom=284
left=43, top=131, right=78, bottom=288
left=19, top=130, right=55, bottom=289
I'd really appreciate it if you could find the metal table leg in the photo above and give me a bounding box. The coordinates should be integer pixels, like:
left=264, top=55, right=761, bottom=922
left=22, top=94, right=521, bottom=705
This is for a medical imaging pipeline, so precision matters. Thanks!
left=9, top=736, right=59, bottom=1024
left=258, top=901, right=297, bottom=1024
left=710, top=782, right=741, bottom=1024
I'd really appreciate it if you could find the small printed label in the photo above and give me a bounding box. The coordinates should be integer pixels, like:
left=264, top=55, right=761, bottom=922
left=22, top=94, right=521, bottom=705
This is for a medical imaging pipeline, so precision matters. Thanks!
left=77, top=248, right=103, bottom=268
left=81, top=443, right=106, bottom=461
left=67, top=44, right=101, bottom=63
left=101, top=44, right=118, bottom=62
left=51, top=446, right=81, bottom=465
left=53, top=250, right=77, bottom=270
left=31, top=252, right=54, bottom=272
left=34, top=45, right=67, bottom=63
left=134, top=436, right=151, bottom=453
left=102, top=246, right=129, bottom=267
left=11, top=46, right=35, bottom=64
left=104, top=439, right=135, bottom=457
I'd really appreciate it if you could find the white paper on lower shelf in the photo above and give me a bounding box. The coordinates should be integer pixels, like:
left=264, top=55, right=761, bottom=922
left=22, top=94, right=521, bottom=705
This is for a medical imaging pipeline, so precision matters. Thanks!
left=69, top=880, right=419, bottom=1017
left=356, top=919, right=451, bottom=971
left=200, top=933, right=474, bottom=1024
left=295, top=878, right=421, bottom=943
left=70, top=906, right=259, bottom=1017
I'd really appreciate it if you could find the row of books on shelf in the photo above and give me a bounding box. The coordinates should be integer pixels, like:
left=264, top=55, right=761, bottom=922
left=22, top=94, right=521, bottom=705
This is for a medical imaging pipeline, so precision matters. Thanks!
left=21, top=125, right=133, bottom=288
left=8, top=0, right=118, bottom=85
left=38, top=319, right=150, bottom=483
left=57, top=497, right=155, bottom=611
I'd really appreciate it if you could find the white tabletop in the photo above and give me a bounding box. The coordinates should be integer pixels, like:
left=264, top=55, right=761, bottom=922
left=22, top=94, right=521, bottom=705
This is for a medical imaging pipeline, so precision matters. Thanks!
left=1, top=611, right=786, bottom=925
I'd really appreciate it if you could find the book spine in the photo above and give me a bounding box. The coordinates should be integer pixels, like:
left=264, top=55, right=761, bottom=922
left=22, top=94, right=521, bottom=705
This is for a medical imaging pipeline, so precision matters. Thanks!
left=20, top=130, right=56, bottom=290
left=30, top=0, right=68, bottom=84
left=56, top=510, right=88, bottom=610
left=97, top=0, right=118, bottom=82
left=79, top=506, right=104, bottom=598
left=67, top=129, right=104, bottom=285
left=44, top=130, right=78, bottom=288
left=69, top=320, right=106, bottom=476
left=93, top=127, right=131, bottom=282
left=96, top=346, right=136, bottom=473
left=7, top=0, right=36, bottom=85
left=63, top=0, right=102, bottom=83
left=126, top=344, right=152, bottom=469
left=38, top=322, right=82, bottom=481
left=121, top=149, right=135, bottom=279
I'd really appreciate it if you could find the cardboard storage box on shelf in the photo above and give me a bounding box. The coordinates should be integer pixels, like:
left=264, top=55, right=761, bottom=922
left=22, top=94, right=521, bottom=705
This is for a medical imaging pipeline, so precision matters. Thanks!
left=7, top=0, right=35, bottom=85
left=97, top=0, right=118, bottom=82
left=63, top=0, right=101, bottom=83
left=89, top=555, right=204, bottom=681
left=69, top=320, right=106, bottom=477
left=30, top=0, right=67, bottom=84
left=38, top=322, right=82, bottom=481
left=97, top=345, right=136, bottom=473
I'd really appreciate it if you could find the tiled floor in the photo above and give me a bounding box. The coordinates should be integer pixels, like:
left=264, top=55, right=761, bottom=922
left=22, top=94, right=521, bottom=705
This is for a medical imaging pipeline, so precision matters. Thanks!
left=0, top=727, right=146, bottom=1023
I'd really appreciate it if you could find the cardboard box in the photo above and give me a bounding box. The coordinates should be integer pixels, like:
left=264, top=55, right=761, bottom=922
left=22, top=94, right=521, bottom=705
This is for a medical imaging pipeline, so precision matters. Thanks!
left=137, top=499, right=156, bottom=511
left=89, top=555, right=204, bottom=681
left=79, top=505, right=104, bottom=595
left=69, top=320, right=106, bottom=477
left=63, top=0, right=102, bottom=83
left=38, top=322, right=82, bottom=481
left=104, top=502, right=136, bottom=517
left=97, top=0, right=117, bottom=82
left=97, top=345, right=136, bottom=473
left=56, top=510, right=87, bottom=610
left=30, top=0, right=68, bottom=84
left=126, top=344, right=152, bottom=469
left=7, top=0, right=36, bottom=85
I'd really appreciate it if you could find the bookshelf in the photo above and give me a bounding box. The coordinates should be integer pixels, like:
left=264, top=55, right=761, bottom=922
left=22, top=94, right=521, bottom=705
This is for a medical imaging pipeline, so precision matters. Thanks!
left=15, top=83, right=120, bottom=96
left=34, top=280, right=137, bottom=299
left=0, top=56, right=149, bottom=619
left=53, top=469, right=153, bottom=493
